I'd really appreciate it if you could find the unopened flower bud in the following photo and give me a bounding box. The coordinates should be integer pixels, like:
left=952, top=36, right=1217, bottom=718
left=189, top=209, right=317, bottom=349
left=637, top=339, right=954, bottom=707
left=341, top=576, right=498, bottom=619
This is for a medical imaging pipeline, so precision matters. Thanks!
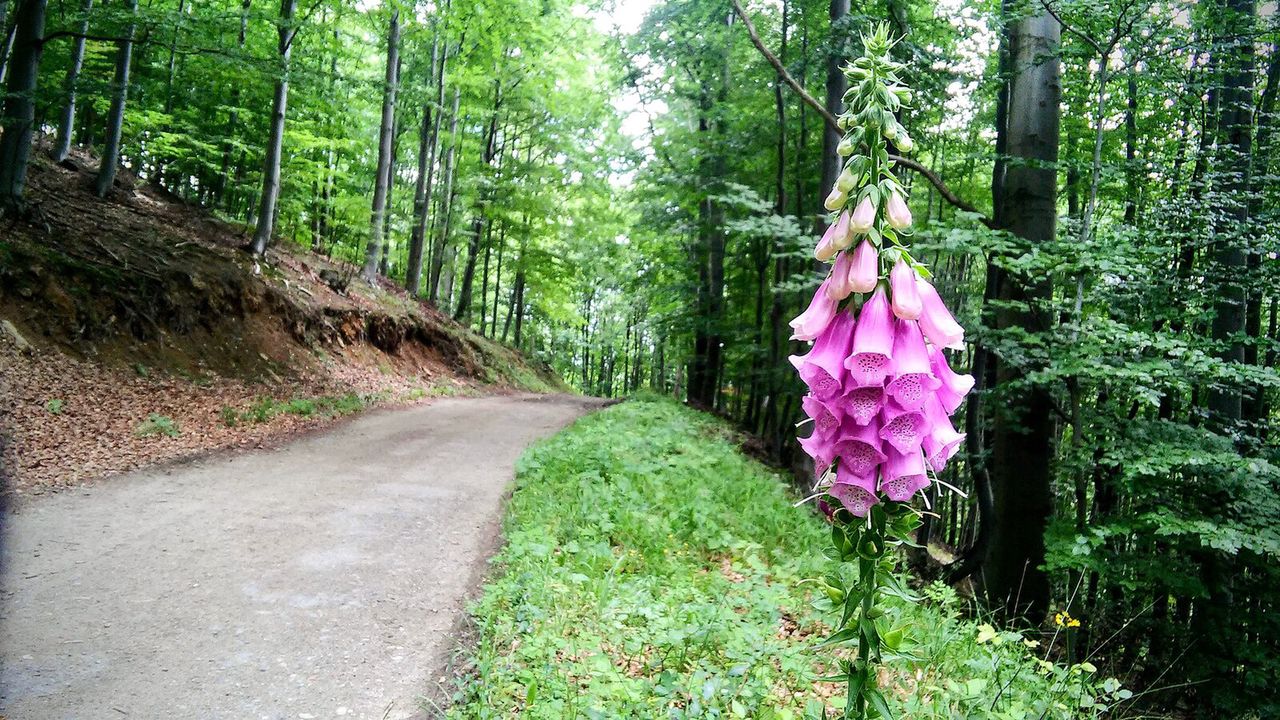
left=837, top=137, right=855, bottom=156
left=896, top=134, right=914, bottom=153
left=824, top=187, right=848, bottom=212
left=885, top=190, right=912, bottom=230
left=836, top=167, right=857, bottom=193
left=848, top=196, right=875, bottom=234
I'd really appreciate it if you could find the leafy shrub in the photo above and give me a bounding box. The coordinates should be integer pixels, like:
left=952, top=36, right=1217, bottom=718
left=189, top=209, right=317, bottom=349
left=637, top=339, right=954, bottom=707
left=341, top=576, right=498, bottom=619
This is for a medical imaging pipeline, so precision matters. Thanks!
left=135, top=413, right=179, bottom=438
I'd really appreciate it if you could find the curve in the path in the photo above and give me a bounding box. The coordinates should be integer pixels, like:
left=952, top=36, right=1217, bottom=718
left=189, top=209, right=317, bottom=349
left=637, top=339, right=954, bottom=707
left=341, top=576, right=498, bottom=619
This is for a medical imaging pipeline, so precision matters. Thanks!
left=0, top=394, right=604, bottom=720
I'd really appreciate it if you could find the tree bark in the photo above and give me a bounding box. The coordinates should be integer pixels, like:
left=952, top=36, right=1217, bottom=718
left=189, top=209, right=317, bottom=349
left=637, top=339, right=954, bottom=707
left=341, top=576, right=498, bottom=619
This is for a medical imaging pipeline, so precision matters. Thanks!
left=249, top=0, right=296, bottom=256
left=51, top=0, right=91, bottom=162
left=406, top=30, right=443, bottom=296
left=95, top=0, right=138, bottom=198
left=983, top=6, right=1060, bottom=621
left=820, top=0, right=848, bottom=216
left=454, top=81, right=501, bottom=322
left=0, top=0, right=45, bottom=210
left=362, top=9, right=400, bottom=282
left=428, top=87, right=461, bottom=304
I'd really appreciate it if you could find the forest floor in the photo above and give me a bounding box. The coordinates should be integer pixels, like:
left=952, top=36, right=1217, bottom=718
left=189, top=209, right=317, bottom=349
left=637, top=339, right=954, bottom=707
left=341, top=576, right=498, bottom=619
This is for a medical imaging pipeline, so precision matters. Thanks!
left=0, top=147, right=566, bottom=495
left=0, top=393, right=607, bottom=720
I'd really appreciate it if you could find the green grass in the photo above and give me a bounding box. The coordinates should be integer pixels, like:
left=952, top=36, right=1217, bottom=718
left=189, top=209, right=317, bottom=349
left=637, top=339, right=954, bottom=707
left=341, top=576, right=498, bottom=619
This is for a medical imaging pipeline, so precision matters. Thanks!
left=447, top=396, right=1124, bottom=719
left=135, top=413, right=179, bottom=438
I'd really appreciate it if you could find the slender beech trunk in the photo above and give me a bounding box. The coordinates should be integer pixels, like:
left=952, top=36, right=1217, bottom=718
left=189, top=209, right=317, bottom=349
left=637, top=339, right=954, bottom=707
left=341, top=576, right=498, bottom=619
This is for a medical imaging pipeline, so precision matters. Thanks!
left=51, top=0, right=91, bottom=162
left=0, top=0, right=44, bottom=209
left=249, top=0, right=296, bottom=256
left=983, top=5, right=1060, bottom=621
left=454, top=81, right=501, bottom=322
left=428, top=88, right=461, bottom=303
left=95, top=0, right=138, bottom=198
left=363, top=9, right=400, bottom=281
left=820, top=0, right=848, bottom=218
left=214, top=0, right=251, bottom=207
left=406, top=31, right=443, bottom=295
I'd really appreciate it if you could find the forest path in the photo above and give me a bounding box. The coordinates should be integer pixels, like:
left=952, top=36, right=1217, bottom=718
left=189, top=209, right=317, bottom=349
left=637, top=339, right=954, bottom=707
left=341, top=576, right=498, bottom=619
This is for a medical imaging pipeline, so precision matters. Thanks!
left=0, top=394, right=606, bottom=720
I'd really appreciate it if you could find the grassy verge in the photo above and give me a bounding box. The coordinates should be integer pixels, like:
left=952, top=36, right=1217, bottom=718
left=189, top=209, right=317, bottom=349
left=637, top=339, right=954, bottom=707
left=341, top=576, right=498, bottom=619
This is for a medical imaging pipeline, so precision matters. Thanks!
left=448, top=396, right=1123, bottom=719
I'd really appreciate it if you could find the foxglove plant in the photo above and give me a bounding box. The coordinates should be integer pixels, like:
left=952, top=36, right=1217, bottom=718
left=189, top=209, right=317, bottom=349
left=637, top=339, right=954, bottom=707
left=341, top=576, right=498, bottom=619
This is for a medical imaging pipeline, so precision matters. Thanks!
left=789, top=25, right=973, bottom=719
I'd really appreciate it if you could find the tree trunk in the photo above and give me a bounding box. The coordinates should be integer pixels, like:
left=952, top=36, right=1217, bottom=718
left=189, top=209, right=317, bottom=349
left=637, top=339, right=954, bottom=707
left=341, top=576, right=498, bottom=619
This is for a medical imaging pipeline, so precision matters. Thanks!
left=982, top=6, right=1060, bottom=621
left=0, top=0, right=45, bottom=210
left=214, top=0, right=251, bottom=207
left=406, top=31, right=443, bottom=296
left=95, top=0, right=138, bottom=198
left=428, top=87, right=461, bottom=304
left=51, top=0, right=91, bottom=163
left=454, top=81, right=501, bottom=322
left=362, top=9, right=400, bottom=282
left=821, top=0, right=848, bottom=215
left=249, top=0, right=296, bottom=256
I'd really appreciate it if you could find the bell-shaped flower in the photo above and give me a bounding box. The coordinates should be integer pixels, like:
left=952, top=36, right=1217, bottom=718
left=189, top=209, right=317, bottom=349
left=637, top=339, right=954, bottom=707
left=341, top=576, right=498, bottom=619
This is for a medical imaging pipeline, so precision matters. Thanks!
left=834, top=415, right=887, bottom=480
left=848, top=196, right=876, bottom=234
left=827, top=251, right=855, bottom=301
left=843, top=384, right=883, bottom=426
left=885, top=190, right=913, bottom=230
left=922, top=395, right=965, bottom=472
left=917, top=279, right=965, bottom=350
left=789, top=310, right=854, bottom=399
left=802, top=394, right=844, bottom=438
left=845, top=286, right=894, bottom=385
left=889, top=260, right=923, bottom=320
left=880, top=445, right=930, bottom=502
left=879, top=401, right=927, bottom=454
left=789, top=278, right=838, bottom=341
left=829, top=480, right=878, bottom=518
left=825, top=186, right=848, bottom=212
left=799, top=428, right=839, bottom=477
left=930, top=347, right=975, bottom=415
left=885, top=319, right=941, bottom=412
left=849, top=240, right=879, bottom=294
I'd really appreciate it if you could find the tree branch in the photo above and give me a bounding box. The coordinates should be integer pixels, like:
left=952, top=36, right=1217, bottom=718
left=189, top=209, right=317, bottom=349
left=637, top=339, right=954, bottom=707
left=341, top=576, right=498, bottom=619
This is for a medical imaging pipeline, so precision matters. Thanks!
left=729, top=0, right=994, bottom=228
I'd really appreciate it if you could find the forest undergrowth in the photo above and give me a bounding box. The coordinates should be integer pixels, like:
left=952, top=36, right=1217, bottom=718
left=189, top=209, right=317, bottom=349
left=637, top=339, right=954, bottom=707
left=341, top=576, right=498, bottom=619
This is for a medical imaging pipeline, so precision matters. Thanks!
left=446, top=397, right=1132, bottom=719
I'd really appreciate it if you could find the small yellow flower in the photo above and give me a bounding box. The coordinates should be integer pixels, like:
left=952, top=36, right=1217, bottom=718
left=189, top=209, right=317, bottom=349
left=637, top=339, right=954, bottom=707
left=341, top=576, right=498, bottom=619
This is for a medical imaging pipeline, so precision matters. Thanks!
left=1054, top=611, right=1082, bottom=629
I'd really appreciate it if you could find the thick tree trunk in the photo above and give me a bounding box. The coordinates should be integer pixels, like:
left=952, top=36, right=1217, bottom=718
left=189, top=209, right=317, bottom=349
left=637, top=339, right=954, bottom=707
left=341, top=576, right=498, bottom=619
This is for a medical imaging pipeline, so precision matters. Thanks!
left=983, top=7, right=1060, bottom=621
left=820, top=0, right=848, bottom=214
left=249, top=0, right=296, bottom=256
left=51, top=0, right=91, bottom=162
left=362, top=9, right=400, bottom=282
left=95, top=0, right=138, bottom=198
left=0, top=0, right=45, bottom=209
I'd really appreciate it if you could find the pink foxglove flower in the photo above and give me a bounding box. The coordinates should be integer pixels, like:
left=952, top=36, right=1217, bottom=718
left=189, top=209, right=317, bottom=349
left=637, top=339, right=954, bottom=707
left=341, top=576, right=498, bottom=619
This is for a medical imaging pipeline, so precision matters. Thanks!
left=930, top=347, right=976, bottom=415
left=885, top=319, right=941, bottom=411
left=834, top=416, right=887, bottom=480
left=885, top=190, right=912, bottom=230
left=790, top=278, right=839, bottom=341
left=828, top=480, right=878, bottom=518
left=802, top=395, right=845, bottom=437
left=889, top=260, right=923, bottom=320
left=844, top=385, right=884, bottom=426
left=845, top=286, right=894, bottom=385
left=917, top=279, right=965, bottom=349
left=816, top=211, right=852, bottom=262
left=827, top=251, right=855, bottom=301
left=799, top=431, right=839, bottom=480
left=789, top=310, right=854, bottom=398
left=848, top=196, right=876, bottom=234
left=880, top=446, right=930, bottom=502
left=879, top=402, right=927, bottom=454
left=923, top=396, right=965, bottom=472
left=848, top=240, right=879, bottom=294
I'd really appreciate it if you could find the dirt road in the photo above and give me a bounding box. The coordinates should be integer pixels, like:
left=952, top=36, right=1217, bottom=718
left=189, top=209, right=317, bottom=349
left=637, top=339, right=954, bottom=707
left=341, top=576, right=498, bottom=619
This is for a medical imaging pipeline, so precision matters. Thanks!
left=0, top=394, right=604, bottom=720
